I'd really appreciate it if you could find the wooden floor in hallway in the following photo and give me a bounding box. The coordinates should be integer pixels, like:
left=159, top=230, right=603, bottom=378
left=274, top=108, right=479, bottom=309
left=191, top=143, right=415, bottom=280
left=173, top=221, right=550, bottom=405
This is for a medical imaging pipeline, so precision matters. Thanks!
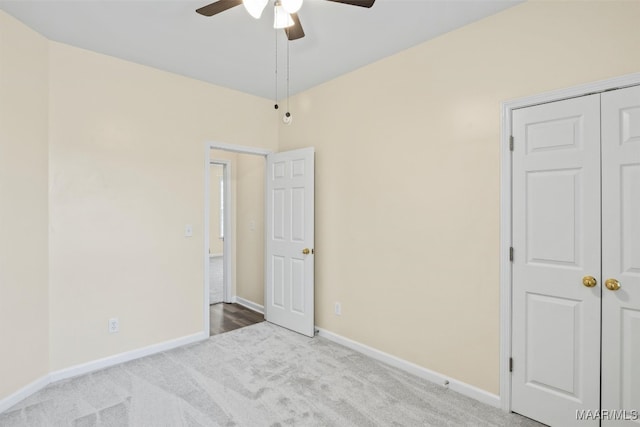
left=210, top=303, right=264, bottom=336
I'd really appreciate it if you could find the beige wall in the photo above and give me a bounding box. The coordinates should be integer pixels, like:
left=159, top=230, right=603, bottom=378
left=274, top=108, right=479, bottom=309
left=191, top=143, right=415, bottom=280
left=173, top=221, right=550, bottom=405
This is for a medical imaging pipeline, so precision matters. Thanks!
left=235, top=155, right=265, bottom=304
left=0, top=12, right=50, bottom=399
left=48, top=42, right=277, bottom=370
left=278, top=0, right=640, bottom=394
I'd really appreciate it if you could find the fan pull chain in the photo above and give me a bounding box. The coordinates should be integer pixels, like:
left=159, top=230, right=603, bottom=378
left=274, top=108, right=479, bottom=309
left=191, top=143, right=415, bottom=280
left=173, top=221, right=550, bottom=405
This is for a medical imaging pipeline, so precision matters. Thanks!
left=274, top=27, right=279, bottom=110
left=284, top=37, right=292, bottom=124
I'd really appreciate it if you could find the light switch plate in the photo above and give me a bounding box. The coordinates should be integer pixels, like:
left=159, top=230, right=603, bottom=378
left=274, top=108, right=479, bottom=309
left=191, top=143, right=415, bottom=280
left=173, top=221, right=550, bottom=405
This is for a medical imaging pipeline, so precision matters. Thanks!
left=185, top=224, right=193, bottom=237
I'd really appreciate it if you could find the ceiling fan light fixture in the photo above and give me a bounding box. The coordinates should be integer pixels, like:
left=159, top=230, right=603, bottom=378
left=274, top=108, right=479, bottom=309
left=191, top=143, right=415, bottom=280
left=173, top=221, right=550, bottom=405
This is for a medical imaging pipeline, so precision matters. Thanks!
left=243, top=0, right=268, bottom=19
left=273, top=4, right=294, bottom=29
left=281, top=0, right=303, bottom=14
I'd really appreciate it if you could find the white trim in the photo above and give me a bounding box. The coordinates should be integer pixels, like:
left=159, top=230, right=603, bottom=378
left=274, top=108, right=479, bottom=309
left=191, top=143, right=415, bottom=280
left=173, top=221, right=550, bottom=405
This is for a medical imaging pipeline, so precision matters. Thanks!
left=49, top=332, right=207, bottom=382
left=502, top=72, right=640, bottom=112
left=235, top=297, right=265, bottom=314
left=316, top=327, right=500, bottom=408
left=499, top=71, right=640, bottom=412
left=0, top=332, right=207, bottom=415
left=0, top=375, right=50, bottom=414
left=209, top=159, right=232, bottom=304
left=208, top=141, right=272, bottom=156
left=209, top=253, right=223, bottom=258
left=204, top=144, right=212, bottom=335
left=499, top=90, right=513, bottom=412
left=263, top=155, right=269, bottom=319
left=221, top=161, right=232, bottom=303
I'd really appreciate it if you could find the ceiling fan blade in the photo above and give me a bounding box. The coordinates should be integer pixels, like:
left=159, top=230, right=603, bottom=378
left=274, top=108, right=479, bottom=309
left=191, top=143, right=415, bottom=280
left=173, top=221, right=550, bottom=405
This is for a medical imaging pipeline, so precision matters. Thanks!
left=196, top=0, right=243, bottom=17
left=324, top=0, right=375, bottom=8
left=285, top=13, right=305, bottom=40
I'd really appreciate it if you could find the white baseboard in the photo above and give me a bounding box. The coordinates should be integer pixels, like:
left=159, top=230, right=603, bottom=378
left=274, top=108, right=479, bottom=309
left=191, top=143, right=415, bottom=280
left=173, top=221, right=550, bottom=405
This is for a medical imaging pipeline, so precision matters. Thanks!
left=235, top=297, right=264, bottom=314
left=315, top=327, right=501, bottom=409
left=0, top=375, right=50, bottom=414
left=0, top=331, right=208, bottom=415
left=1, top=324, right=500, bottom=416
left=50, top=332, right=208, bottom=382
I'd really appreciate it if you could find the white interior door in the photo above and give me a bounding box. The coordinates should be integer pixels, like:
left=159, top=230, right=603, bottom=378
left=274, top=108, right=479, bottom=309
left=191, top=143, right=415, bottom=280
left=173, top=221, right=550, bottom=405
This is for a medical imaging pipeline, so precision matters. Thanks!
left=601, top=86, right=640, bottom=426
left=511, top=94, right=601, bottom=426
left=265, top=147, right=315, bottom=337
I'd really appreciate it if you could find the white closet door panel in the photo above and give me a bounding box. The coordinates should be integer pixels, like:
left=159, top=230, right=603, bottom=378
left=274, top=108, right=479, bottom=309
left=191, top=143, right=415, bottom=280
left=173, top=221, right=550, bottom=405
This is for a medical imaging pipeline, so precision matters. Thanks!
left=602, top=85, right=640, bottom=427
left=511, top=94, right=601, bottom=427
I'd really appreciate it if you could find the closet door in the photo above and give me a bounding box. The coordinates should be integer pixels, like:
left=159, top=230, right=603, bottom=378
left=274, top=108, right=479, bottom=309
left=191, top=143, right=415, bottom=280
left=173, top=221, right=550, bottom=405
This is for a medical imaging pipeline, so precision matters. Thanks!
left=601, top=85, right=640, bottom=426
left=511, top=94, right=601, bottom=427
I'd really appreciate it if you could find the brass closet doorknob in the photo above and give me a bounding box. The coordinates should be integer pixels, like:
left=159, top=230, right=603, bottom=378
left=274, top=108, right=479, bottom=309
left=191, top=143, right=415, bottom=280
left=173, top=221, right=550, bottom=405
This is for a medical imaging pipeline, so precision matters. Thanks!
left=605, top=278, right=621, bottom=291
left=302, top=248, right=310, bottom=255
left=583, top=276, right=597, bottom=288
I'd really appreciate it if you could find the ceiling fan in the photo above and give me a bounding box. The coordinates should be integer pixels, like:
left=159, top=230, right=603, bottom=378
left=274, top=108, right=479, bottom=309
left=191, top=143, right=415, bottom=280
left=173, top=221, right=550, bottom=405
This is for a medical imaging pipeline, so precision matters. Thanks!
left=196, top=0, right=375, bottom=41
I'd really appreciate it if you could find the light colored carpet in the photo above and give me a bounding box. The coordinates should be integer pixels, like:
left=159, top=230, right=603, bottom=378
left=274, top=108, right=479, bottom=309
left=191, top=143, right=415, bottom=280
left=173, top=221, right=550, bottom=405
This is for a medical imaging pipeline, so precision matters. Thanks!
left=0, top=323, right=542, bottom=426
left=209, top=256, right=223, bottom=304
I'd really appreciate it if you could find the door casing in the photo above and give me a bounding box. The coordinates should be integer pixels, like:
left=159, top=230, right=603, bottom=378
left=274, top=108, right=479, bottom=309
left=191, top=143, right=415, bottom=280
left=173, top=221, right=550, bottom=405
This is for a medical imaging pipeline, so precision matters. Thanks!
left=499, top=72, right=640, bottom=411
left=210, top=159, right=231, bottom=304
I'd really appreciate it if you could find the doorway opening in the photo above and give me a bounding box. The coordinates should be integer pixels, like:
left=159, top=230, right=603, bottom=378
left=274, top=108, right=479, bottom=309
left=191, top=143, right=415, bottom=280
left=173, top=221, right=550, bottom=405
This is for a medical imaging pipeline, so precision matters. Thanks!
left=204, top=143, right=271, bottom=337
left=204, top=142, right=316, bottom=338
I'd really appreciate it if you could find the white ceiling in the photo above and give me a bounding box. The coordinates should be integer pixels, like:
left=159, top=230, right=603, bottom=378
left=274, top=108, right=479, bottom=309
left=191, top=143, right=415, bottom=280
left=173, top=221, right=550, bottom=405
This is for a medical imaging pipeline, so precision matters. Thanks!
left=0, top=0, right=522, bottom=100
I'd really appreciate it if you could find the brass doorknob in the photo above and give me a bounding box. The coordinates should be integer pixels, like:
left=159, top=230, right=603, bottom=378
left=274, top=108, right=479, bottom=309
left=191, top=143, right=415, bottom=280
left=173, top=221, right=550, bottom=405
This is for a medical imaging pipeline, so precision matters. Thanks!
left=605, top=278, right=621, bottom=291
left=302, top=248, right=310, bottom=255
left=582, top=276, right=597, bottom=288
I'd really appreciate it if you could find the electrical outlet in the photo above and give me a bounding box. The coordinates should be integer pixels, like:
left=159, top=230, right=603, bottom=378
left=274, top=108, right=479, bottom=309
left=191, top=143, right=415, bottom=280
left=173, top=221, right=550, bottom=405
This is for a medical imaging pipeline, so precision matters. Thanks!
left=334, top=302, right=341, bottom=316
left=108, top=317, right=119, bottom=334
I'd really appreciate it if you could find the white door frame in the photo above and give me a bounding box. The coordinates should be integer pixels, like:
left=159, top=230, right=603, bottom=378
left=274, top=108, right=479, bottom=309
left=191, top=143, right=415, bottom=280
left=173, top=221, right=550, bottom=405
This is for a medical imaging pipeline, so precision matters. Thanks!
left=209, top=159, right=231, bottom=303
left=203, top=142, right=273, bottom=336
left=499, top=72, right=640, bottom=412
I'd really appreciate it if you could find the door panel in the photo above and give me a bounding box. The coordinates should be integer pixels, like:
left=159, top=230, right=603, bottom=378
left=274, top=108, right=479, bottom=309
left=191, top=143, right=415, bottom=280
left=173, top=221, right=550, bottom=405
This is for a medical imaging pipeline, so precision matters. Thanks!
left=527, top=169, right=582, bottom=267
left=272, top=256, right=285, bottom=308
left=525, top=293, right=581, bottom=396
left=602, top=85, right=640, bottom=426
left=265, top=148, right=315, bottom=337
left=512, top=94, right=601, bottom=426
left=621, top=309, right=640, bottom=417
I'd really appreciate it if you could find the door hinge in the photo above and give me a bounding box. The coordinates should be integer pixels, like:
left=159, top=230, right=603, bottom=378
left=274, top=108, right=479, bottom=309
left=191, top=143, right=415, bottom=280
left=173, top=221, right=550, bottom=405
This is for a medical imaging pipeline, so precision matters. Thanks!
left=509, top=357, right=513, bottom=373
left=509, top=135, right=514, bottom=151
left=509, top=247, right=514, bottom=262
